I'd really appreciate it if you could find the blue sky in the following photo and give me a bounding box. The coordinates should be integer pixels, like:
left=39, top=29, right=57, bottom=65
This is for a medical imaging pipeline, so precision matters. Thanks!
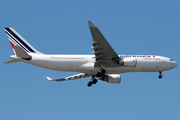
left=0, top=0, right=180, bottom=120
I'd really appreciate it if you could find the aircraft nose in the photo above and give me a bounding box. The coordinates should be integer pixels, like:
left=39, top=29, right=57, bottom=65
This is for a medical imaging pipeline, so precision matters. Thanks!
left=172, top=61, right=178, bottom=68
left=174, top=61, right=178, bottom=68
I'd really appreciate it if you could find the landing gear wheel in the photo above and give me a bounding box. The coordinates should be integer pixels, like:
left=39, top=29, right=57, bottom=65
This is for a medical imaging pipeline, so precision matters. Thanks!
left=159, top=75, right=163, bottom=79
left=159, top=71, right=163, bottom=79
left=93, top=79, right=98, bottom=84
left=96, top=69, right=106, bottom=77
left=87, top=81, right=93, bottom=87
left=101, top=69, right=106, bottom=75
left=87, top=68, right=106, bottom=87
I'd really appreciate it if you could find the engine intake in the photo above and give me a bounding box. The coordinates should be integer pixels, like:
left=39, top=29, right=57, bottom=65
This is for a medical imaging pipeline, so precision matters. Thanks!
left=102, top=74, right=121, bottom=83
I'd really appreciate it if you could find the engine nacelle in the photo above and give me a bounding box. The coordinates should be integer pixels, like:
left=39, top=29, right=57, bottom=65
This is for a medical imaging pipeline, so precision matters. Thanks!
left=102, top=74, right=121, bottom=83
left=119, top=58, right=137, bottom=67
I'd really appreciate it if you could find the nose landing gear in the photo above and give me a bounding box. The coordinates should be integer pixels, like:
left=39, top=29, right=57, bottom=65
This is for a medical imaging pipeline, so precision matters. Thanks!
left=159, top=71, right=163, bottom=79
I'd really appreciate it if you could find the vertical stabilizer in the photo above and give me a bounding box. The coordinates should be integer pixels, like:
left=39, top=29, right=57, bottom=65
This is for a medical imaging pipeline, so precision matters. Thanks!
left=4, top=27, right=43, bottom=54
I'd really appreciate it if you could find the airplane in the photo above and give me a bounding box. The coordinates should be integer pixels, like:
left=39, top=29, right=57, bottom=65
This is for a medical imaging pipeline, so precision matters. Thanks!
left=4, top=21, right=178, bottom=87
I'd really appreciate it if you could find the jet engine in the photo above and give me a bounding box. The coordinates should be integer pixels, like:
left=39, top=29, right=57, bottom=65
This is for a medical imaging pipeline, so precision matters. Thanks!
left=119, top=58, right=137, bottom=67
left=101, top=74, right=121, bottom=83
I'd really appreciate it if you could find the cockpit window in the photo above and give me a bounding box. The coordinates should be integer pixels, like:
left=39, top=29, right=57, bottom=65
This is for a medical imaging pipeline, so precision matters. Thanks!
left=170, top=59, right=173, bottom=61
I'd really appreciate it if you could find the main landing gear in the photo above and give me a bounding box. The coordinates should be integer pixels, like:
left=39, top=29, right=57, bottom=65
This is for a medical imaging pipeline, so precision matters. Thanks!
left=87, top=69, right=106, bottom=87
left=159, top=71, right=163, bottom=79
left=87, top=76, right=98, bottom=87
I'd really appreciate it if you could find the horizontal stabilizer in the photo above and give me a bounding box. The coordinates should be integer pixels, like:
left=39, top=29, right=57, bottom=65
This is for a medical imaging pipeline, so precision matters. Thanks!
left=4, top=59, right=21, bottom=64
left=14, top=45, right=31, bottom=60
left=47, top=73, right=90, bottom=82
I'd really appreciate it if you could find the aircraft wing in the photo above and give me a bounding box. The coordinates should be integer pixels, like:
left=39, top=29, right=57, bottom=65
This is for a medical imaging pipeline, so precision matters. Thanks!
left=88, top=21, right=120, bottom=67
left=47, top=73, right=90, bottom=82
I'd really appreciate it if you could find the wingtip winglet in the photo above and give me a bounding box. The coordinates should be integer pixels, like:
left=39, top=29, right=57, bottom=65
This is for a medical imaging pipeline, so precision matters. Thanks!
left=46, top=77, right=53, bottom=81
left=88, top=21, right=95, bottom=27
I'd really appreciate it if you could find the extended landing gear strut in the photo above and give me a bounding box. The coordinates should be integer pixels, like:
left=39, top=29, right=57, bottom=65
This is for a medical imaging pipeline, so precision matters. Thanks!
left=87, top=69, right=106, bottom=87
left=159, top=71, right=163, bottom=79
left=96, top=69, right=106, bottom=77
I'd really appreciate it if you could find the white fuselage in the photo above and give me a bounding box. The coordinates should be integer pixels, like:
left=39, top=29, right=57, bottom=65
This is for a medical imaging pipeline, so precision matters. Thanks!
left=11, top=54, right=178, bottom=75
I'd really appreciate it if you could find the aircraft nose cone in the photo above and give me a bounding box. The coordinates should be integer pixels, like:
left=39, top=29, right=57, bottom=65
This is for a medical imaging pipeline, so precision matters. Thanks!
left=174, top=62, right=178, bottom=68
left=172, top=61, right=178, bottom=68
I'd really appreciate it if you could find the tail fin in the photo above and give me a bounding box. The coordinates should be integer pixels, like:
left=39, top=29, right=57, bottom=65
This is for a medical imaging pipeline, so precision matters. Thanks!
left=4, top=27, right=42, bottom=54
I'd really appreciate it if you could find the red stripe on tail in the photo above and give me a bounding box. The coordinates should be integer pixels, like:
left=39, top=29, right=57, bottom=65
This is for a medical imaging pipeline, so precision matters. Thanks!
left=9, top=41, right=15, bottom=49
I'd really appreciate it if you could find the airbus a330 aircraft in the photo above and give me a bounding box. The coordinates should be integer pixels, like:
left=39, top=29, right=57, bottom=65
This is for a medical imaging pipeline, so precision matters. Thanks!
left=4, top=21, right=178, bottom=87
